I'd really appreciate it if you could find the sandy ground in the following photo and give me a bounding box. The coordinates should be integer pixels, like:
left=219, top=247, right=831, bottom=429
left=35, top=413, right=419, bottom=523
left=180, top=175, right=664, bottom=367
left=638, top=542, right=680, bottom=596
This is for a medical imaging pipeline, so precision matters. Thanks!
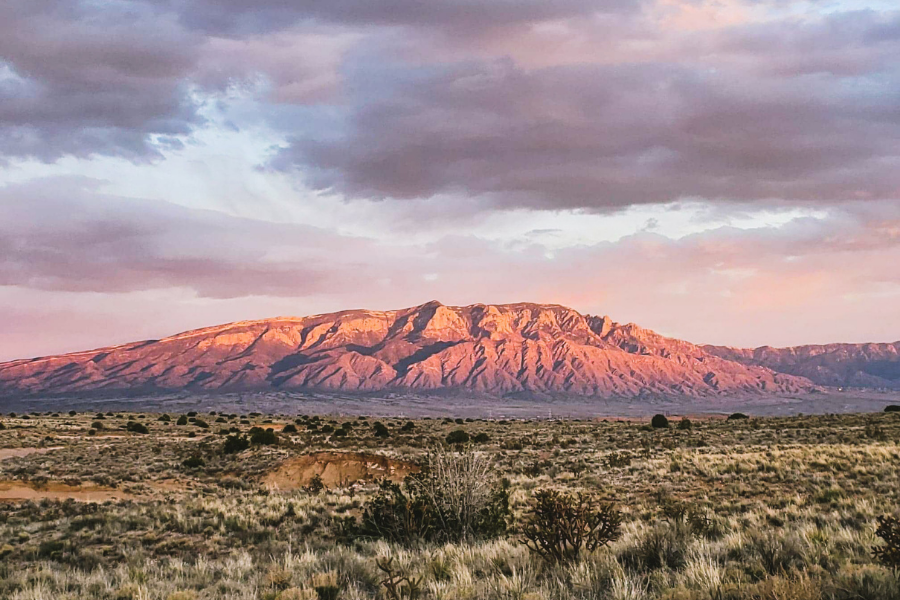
left=0, top=447, right=63, bottom=461
left=0, top=480, right=130, bottom=502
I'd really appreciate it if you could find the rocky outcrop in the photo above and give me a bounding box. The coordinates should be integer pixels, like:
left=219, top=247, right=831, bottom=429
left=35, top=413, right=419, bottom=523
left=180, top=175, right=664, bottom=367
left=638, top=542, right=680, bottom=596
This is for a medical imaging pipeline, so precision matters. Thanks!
left=704, top=342, right=900, bottom=389
left=0, top=301, right=816, bottom=398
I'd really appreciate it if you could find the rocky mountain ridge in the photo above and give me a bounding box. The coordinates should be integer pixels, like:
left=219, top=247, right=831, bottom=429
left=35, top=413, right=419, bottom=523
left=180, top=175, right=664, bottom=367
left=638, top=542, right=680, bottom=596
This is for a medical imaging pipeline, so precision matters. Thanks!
left=0, top=301, right=860, bottom=399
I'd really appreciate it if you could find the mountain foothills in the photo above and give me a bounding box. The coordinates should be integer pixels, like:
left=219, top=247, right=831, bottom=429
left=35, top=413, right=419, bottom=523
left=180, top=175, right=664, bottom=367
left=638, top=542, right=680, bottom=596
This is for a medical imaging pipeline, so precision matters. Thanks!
left=0, top=302, right=897, bottom=399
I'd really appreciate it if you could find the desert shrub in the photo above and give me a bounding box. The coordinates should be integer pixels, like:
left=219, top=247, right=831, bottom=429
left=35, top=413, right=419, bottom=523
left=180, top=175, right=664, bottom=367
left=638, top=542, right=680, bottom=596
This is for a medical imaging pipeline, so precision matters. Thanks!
left=620, top=521, right=692, bottom=572
left=182, top=455, right=205, bottom=469
left=521, top=489, right=622, bottom=564
left=68, top=410, right=76, bottom=416
left=306, top=474, right=325, bottom=494
left=473, top=432, right=490, bottom=443
left=91, top=421, right=104, bottom=430
left=126, top=421, right=149, bottom=434
left=651, top=414, right=670, bottom=428
left=885, top=405, right=900, bottom=413
left=282, top=424, right=298, bottom=434
left=223, top=434, right=250, bottom=454
left=357, top=480, right=433, bottom=545
left=874, top=516, right=900, bottom=571
left=194, top=419, right=210, bottom=429
left=357, top=448, right=509, bottom=545
left=321, top=424, right=335, bottom=434
left=250, top=427, right=278, bottom=445
left=604, top=452, right=632, bottom=468
left=401, top=421, right=415, bottom=432
left=373, top=422, right=390, bottom=438
left=376, top=556, right=422, bottom=600
left=728, top=413, right=749, bottom=420
left=158, top=414, right=171, bottom=422
left=446, top=429, right=470, bottom=444
left=187, top=411, right=197, bottom=417
left=678, top=418, right=693, bottom=430
left=176, top=415, right=188, bottom=426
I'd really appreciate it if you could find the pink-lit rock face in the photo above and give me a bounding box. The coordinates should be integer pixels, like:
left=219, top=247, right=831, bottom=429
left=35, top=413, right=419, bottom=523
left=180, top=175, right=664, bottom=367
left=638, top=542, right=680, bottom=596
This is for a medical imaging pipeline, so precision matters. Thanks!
left=0, top=300, right=823, bottom=398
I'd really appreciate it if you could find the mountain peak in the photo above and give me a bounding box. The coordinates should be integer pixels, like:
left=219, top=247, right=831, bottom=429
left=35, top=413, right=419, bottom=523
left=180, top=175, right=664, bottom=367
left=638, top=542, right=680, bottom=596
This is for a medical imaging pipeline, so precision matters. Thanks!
left=0, top=301, right=829, bottom=399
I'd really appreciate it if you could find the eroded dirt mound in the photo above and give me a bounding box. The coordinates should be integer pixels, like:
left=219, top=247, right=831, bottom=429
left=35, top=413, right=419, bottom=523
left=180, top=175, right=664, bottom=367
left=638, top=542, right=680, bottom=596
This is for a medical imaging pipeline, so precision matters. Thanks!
left=263, top=451, right=418, bottom=489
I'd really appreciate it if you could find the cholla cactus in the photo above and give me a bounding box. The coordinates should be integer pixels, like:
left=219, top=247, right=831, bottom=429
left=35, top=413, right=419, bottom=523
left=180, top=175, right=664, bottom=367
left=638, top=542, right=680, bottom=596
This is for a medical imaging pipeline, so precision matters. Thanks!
left=873, top=516, right=900, bottom=571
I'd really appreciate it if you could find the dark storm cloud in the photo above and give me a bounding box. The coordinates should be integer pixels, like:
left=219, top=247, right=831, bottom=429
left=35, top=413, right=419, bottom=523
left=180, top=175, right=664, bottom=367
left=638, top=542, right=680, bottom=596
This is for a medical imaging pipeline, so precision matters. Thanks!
left=163, top=0, right=629, bottom=36
left=3, top=0, right=900, bottom=212
left=272, top=9, right=900, bottom=209
left=0, top=0, right=204, bottom=161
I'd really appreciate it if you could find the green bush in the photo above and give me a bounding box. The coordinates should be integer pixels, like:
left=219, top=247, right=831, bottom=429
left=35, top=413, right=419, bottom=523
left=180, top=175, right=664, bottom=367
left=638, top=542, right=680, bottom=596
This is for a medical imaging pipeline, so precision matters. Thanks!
left=194, top=419, right=210, bottom=429
left=651, top=414, right=669, bottom=428
left=249, top=427, right=278, bottom=445
left=158, top=414, right=171, bottom=422
left=473, top=432, right=490, bottom=443
left=176, top=415, right=188, bottom=426
left=373, top=422, right=390, bottom=438
left=223, top=434, right=250, bottom=454
left=728, top=412, right=749, bottom=420
left=126, top=421, right=149, bottom=434
left=281, top=424, right=298, bottom=434
left=678, top=418, right=693, bottom=430
left=446, top=429, right=470, bottom=444
left=885, top=405, right=900, bottom=413
left=182, top=455, right=205, bottom=469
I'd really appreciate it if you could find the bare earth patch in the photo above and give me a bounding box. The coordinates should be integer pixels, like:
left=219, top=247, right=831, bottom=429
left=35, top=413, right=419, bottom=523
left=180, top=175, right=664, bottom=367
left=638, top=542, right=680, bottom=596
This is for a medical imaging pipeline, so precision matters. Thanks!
left=0, top=447, right=63, bottom=461
left=262, top=451, right=418, bottom=489
left=0, top=480, right=131, bottom=502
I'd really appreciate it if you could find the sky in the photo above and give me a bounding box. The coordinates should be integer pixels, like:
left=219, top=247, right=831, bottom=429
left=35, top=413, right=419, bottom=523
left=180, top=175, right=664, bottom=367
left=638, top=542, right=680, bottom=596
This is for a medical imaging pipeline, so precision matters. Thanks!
left=1, top=0, right=900, bottom=361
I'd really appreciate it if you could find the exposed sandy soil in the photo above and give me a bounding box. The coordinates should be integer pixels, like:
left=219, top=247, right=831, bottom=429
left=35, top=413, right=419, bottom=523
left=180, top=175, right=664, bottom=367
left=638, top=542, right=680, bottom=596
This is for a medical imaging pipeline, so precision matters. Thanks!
left=0, top=447, right=63, bottom=461
left=262, top=451, right=418, bottom=489
left=0, top=480, right=131, bottom=502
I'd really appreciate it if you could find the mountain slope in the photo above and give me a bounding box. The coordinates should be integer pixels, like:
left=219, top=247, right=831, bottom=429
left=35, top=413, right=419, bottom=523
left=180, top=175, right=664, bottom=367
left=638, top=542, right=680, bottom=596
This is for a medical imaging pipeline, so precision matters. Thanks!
left=704, top=342, right=900, bottom=389
left=0, top=301, right=815, bottom=399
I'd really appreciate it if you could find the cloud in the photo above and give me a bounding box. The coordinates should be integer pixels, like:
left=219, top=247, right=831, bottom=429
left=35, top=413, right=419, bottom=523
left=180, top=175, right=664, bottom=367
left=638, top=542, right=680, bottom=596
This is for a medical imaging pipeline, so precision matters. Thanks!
left=0, top=0, right=207, bottom=161
left=2, top=177, right=899, bottom=360
left=272, top=9, right=900, bottom=209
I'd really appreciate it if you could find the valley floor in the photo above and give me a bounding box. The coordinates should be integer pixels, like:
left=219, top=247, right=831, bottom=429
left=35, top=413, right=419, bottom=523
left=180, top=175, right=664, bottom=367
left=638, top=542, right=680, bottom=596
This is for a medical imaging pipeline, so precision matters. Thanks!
left=1, top=408, right=899, bottom=599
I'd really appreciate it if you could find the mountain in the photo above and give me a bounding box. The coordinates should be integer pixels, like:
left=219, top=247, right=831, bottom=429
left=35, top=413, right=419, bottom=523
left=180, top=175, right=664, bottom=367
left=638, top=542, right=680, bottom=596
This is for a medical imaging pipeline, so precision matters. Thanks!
left=0, top=301, right=818, bottom=399
left=704, top=342, right=900, bottom=390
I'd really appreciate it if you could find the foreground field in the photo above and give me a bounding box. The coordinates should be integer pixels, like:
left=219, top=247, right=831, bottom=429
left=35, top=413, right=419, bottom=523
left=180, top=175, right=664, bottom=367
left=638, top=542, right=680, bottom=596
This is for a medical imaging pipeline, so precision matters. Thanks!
left=0, top=409, right=899, bottom=599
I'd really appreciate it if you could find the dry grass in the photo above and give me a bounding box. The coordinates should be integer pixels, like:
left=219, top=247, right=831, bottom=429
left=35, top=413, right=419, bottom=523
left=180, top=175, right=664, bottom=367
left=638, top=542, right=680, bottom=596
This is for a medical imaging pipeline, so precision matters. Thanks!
left=0, top=409, right=899, bottom=599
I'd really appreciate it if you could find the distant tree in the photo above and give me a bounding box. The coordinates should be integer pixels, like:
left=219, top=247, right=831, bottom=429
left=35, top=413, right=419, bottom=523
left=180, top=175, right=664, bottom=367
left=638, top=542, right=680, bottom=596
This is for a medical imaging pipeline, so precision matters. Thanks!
left=223, top=434, right=250, bottom=454
left=176, top=415, right=188, bottom=426
left=126, top=421, right=149, bottom=435
left=249, top=427, right=278, bottom=445
left=373, top=422, right=390, bottom=438
left=727, top=413, right=749, bottom=420
left=446, top=429, right=470, bottom=445
left=885, top=405, right=900, bottom=413
left=678, top=418, right=693, bottom=430
left=651, top=414, right=670, bottom=429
